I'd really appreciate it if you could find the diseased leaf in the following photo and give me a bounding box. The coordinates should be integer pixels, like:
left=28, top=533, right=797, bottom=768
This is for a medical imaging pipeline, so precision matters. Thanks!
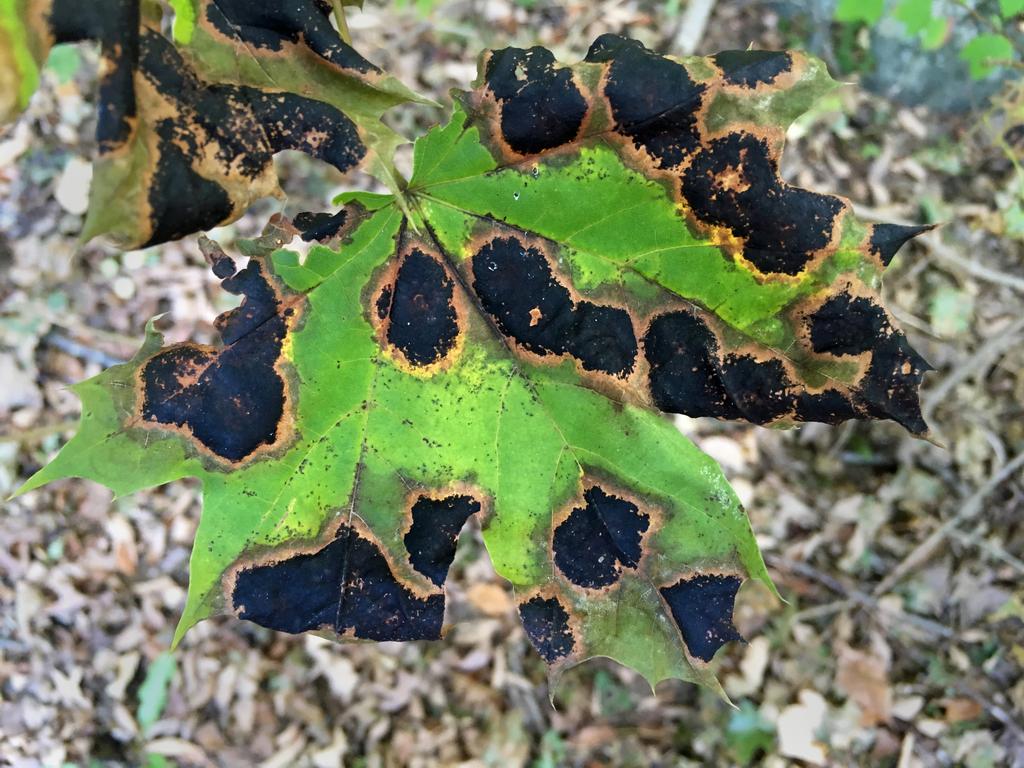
left=414, top=36, right=933, bottom=434
left=25, top=207, right=768, bottom=691
left=23, top=37, right=931, bottom=691
left=164, top=0, right=429, bottom=186
left=1, top=0, right=426, bottom=247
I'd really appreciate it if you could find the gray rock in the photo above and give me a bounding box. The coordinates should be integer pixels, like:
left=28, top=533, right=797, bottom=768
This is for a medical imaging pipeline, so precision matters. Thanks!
left=773, top=0, right=1010, bottom=113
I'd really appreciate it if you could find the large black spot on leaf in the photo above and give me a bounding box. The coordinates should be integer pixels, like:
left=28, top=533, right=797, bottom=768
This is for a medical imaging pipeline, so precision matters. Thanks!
left=294, top=208, right=349, bottom=242
left=518, top=596, right=575, bottom=663
left=472, top=236, right=637, bottom=377
left=713, top=50, right=793, bottom=87
left=144, top=123, right=235, bottom=247
left=679, top=132, right=843, bottom=275
left=660, top=574, right=744, bottom=663
left=385, top=249, right=461, bottom=367
left=585, top=34, right=706, bottom=170
left=133, top=29, right=365, bottom=247
left=719, top=354, right=795, bottom=424
left=643, top=311, right=741, bottom=419
left=203, top=0, right=378, bottom=73
left=141, top=261, right=288, bottom=462
left=233, top=525, right=445, bottom=641
left=140, top=31, right=365, bottom=178
left=861, top=332, right=932, bottom=435
left=806, top=290, right=930, bottom=433
left=809, top=293, right=889, bottom=356
left=376, top=286, right=392, bottom=321
left=485, top=46, right=588, bottom=155
left=553, top=486, right=650, bottom=589
left=248, top=92, right=366, bottom=172
left=137, top=30, right=273, bottom=243
left=404, top=495, right=481, bottom=587
left=794, top=390, right=859, bottom=423
left=50, top=0, right=138, bottom=151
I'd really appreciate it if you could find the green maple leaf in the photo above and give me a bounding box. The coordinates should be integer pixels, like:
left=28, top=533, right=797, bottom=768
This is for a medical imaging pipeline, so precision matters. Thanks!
left=0, top=0, right=428, bottom=248
left=21, top=36, right=932, bottom=692
left=960, top=34, right=1016, bottom=80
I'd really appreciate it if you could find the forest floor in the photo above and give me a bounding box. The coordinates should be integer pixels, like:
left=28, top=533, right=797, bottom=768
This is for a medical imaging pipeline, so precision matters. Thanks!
left=1, top=1, right=1023, bottom=766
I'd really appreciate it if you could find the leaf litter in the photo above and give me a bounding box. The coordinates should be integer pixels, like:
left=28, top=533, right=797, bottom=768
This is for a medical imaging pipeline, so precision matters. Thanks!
left=1, top=1, right=1023, bottom=766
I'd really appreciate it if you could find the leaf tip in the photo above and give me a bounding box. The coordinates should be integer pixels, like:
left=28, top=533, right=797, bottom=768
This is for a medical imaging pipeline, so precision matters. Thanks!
left=870, top=222, right=936, bottom=268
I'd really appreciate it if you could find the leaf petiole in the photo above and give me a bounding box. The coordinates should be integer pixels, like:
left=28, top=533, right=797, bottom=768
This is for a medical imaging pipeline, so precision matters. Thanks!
left=331, top=0, right=352, bottom=45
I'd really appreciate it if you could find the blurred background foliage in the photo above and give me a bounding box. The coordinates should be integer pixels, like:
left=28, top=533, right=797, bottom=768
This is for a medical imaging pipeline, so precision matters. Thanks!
left=1, top=1, right=1022, bottom=767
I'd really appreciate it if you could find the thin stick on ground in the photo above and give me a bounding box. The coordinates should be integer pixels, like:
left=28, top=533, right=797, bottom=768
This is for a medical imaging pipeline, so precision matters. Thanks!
left=922, top=315, right=1024, bottom=423
left=766, top=555, right=955, bottom=640
left=673, top=0, right=716, bottom=55
left=873, top=451, right=1024, bottom=597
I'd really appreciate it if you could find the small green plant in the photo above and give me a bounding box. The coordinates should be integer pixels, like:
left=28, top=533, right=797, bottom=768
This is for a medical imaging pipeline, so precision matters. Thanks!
left=7, top=0, right=931, bottom=693
left=835, top=0, right=1023, bottom=79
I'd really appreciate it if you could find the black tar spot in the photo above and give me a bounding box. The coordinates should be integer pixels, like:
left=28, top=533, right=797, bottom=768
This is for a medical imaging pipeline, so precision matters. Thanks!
left=553, top=486, right=650, bottom=589
left=644, top=302, right=927, bottom=430
left=795, top=390, right=860, bottom=423
left=203, top=0, right=378, bottom=73
left=404, top=495, right=480, bottom=587
left=50, top=0, right=138, bottom=152
left=294, top=208, right=349, bottom=242
left=719, top=354, right=794, bottom=424
left=472, top=236, right=637, bottom=377
left=519, top=596, right=575, bottom=663
left=134, top=29, right=365, bottom=246
left=204, top=243, right=238, bottom=280
left=145, top=121, right=235, bottom=247
left=862, top=330, right=933, bottom=435
left=806, top=284, right=931, bottom=436
left=680, top=132, right=843, bottom=275
left=141, top=261, right=287, bottom=461
left=386, top=249, right=461, bottom=367
left=585, top=34, right=706, bottom=169
left=809, top=293, right=888, bottom=356
left=713, top=50, right=793, bottom=87
left=141, top=30, right=365, bottom=181
left=234, top=524, right=445, bottom=640
left=375, top=285, right=392, bottom=321
left=250, top=93, right=365, bottom=172
left=660, top=573, right=743, bottom=663
left=643, top=311, right=741, bottom=419
left=868, top=223, right=932, bottom=267
left=485, top=46, right=588, bottom=155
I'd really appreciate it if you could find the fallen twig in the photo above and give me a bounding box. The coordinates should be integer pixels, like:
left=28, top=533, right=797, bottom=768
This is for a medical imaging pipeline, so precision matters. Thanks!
left=873, top=451, right=1024, bottom=597
left=922, top=315, right=1024, bottom=423
left=924, top=235, right=1024, bottom=295
left=672, top=0, right=716, bottom=55
left=767, top=555, right=955, bottom=640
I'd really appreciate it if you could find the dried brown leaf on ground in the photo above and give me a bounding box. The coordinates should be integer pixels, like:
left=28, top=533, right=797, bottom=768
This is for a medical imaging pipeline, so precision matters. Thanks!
left=2, top=1, right=1023, bottom=766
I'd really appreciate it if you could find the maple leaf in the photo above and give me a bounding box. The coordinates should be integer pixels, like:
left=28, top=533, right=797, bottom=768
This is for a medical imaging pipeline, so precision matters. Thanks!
left=0, top=0, right=427, bottom=248
left=21, top=36, right=931, bottom=691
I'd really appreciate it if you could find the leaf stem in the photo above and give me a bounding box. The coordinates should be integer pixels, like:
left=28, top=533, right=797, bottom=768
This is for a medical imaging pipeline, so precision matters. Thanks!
left=331, top=0, right=352, bottom=45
